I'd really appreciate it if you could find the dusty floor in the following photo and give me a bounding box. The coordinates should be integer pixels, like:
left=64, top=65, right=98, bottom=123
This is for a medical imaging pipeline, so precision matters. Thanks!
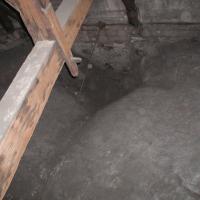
left=1, top=36, right=200, bottom=200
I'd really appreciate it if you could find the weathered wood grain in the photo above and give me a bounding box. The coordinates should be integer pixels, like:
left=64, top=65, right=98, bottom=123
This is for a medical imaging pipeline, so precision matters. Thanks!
left=0, top=40, right=64, bottom=199
left=0, top=1, right=93, bottom=198
left=5, top=0, right=79, bottom=76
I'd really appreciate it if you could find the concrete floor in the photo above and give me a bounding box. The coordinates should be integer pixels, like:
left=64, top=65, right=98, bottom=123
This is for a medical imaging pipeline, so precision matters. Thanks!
left=1, top=38, right=200, bottom=200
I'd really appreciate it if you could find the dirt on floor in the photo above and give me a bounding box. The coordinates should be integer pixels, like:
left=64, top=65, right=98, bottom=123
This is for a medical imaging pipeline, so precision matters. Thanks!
left=0, top=31, right=143, bottom=200
left=1, top=33, right=200, bottom=200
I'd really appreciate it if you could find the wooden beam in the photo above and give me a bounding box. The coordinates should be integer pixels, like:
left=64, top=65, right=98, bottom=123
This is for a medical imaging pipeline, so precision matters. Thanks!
left=5, top=0, right=92, bottom=76
left=56, top=0, right=81, bottom=28
left=56, top=0, right=92, bottom=49
left=0, top=40, right=64, bottom=199
left=5, top=0, right=76, bottom=76
left=0, top=1, right=93, bottom=198
left=44, top=3, right=79, bottom=76
left=39, top=0, right=50, bottom=8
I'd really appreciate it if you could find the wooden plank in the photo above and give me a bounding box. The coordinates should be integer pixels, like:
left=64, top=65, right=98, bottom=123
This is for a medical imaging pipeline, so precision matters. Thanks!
left=43, top=3, right=79, bottom=76
left=5, top=0, right=19, bottom=11
left=5, top=0, right=79, bottom=76
left=0, top=40, right=64, bottom=199
left=0, top=1, right=93, bottom=198
left=5, top=0, right=93, bottom=76
left=58, top=0, right=93, bottom=49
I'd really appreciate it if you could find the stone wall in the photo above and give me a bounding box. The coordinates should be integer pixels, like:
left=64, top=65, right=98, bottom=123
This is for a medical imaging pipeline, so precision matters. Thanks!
left=73, top=0, right=200, bottom=41
left=135, top=0, right=200, bottom=38
left=85, top=0, right=128, bottom=25
left=136, top=0, right=200, bottom=23
left=73, top=0, right=134, bottom=71
left=68, top=0, right=200, bottom=71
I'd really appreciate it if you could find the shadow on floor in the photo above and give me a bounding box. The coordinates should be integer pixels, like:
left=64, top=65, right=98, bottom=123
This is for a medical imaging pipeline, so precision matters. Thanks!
left=1, top=38, right=200, bottom=200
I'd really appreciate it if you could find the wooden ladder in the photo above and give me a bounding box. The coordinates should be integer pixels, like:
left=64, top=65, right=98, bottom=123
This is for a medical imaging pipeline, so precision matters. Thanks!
left=0, top=0, right=92, bottom=198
